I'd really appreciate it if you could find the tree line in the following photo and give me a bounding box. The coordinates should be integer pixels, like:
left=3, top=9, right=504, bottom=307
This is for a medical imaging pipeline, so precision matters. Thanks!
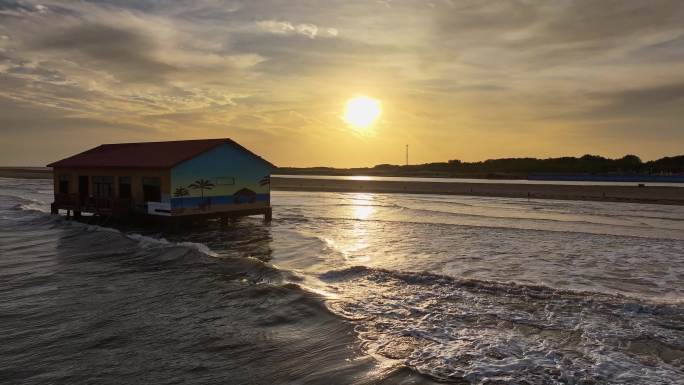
left=279, top=154, right=684, bottom=178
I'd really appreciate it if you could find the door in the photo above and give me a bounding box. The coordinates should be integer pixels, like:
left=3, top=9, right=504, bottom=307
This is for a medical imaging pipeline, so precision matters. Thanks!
left=142, top=177, right=161, bottom=202
left=118, top=176, right=132, bottom=199
left=58, top=175, right=70, bottom=194
left=78, top=175, right=89, bottom=206
left=93, top=176, right=114, bottom=209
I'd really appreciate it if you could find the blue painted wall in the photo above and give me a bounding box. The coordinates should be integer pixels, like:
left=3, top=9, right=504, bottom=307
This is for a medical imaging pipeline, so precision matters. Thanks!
left=170, top=143, right=274, bottom=214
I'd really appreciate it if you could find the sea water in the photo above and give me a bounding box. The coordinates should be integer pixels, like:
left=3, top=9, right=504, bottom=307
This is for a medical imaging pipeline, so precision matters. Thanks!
left=1, top=177, right=683, bottom=384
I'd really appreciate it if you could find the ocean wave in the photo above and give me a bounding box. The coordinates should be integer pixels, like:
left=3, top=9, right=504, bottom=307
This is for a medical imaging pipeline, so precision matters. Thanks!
left=306, top=214, right=684, bottom=243
left=320, top=266, right=684, bottom=384
left=0, top=218, right=376, bottom=384
left=390, top=204, right=657, bottom=229
left=4, top=179, right=684, bottom=383
left=126, top=233, right=220, bottom=258
left=6, top=191, right=259, bottom=262
left=1, top=187, right=225, bottom=261
left=1, top=194, right=48, bottom=212
left=4, top=198, right=292, bottom=289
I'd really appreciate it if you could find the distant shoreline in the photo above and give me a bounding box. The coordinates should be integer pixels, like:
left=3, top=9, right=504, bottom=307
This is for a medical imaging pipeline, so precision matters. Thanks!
left=2, top=167, right=682, bottom=205
left=271, top=176, right=684, bottom=206
left=0, top=167, right=52, bottom=179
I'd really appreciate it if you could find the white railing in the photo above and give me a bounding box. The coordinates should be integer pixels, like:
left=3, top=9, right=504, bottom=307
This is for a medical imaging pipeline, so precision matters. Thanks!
left=147, top=201, right=171, bottom=216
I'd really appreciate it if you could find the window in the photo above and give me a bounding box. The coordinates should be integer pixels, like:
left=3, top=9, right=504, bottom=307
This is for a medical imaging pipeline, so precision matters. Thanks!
left=142, top=177, right=161, bottom=202
left=93, top=176, right=114, bottom=198
left=58, top=175, right=70, bottom=194
left=118, top=176, right=132, bottom=199
left=78, top=176, right=89, bottom=206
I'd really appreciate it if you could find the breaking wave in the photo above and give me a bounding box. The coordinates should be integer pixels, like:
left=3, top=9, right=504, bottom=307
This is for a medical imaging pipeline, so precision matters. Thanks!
left=321, top=266, right=684, bottom=384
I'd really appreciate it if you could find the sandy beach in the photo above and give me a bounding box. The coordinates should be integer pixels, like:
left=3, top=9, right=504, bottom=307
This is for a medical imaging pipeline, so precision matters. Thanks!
left=271, top=176, right=684, bottom=205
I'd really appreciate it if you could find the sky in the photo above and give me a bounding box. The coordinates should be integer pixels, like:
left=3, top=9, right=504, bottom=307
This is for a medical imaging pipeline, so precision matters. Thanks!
left=1, top=0, right=683, bottom=167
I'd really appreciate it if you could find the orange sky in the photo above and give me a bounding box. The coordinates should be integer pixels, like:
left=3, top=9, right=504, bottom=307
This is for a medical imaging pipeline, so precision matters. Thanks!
left=1, top=1, right=683, bottom=167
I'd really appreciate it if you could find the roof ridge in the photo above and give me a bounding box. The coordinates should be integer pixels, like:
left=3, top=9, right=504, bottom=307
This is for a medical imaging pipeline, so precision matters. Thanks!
left=98, top=138, right=231, bottom=146
left=46, top=138, right=275, bottom=169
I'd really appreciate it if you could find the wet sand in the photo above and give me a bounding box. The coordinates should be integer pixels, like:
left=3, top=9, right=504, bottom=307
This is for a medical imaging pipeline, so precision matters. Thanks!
left=271, top=176, right=684, bottom=205
left=2, top=168, right=682, bottom=205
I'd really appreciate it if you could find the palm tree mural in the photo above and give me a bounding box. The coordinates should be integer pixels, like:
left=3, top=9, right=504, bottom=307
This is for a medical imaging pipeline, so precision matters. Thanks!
left=188, top=179, right=215, bottom=199
left=173, top=187, right=189, bottom=208
left=189, top=179, right=215, bottom=211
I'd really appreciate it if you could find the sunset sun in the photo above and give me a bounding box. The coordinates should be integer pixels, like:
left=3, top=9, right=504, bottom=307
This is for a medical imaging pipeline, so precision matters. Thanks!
left=343, top=96, right=381, bottom=129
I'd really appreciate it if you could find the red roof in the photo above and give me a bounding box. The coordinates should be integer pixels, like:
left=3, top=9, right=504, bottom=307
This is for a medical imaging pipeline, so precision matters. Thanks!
left=47, top=139, right=275, bottom=169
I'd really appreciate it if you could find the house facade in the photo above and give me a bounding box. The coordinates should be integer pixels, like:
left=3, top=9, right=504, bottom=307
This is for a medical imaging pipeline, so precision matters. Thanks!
left=169, top=142, right=273, bottom=216
left=47, top=139, right=275, bottom=220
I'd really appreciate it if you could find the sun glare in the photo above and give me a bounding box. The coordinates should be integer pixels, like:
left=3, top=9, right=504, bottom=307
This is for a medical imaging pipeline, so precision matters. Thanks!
left=343, top=96, right=381, bottom=129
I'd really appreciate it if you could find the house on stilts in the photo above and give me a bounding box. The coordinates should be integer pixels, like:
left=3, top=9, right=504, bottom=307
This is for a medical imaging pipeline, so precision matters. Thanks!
left=47, top=139, right=275, bottom=222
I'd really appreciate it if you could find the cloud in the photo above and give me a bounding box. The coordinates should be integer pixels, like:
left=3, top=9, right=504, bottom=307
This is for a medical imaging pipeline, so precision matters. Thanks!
left=34, top=23, right=176, bottom=83
left=256, top=20, right=339, bottom=39
left=431, top=0, right=684, bottom=67
left=575, top=82, right=684, bottom=120
left=295, top=23, right=318, bottom=39
left=1, top=0, right=684, bottom=166
left=256, top=20, right=296, bottom=35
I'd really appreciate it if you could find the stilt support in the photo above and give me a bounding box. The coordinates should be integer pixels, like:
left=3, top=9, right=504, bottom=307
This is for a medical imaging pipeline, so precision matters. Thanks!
left=264, top=207, right=272, bottom=223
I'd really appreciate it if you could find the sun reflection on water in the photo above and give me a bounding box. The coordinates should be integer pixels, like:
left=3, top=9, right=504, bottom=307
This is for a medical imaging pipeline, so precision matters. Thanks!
left=348, top=176, right=373, bottom=181
left=353, top=205, right=374, bottom=220
left=342, top=193, right=376, bottom=262
left=350, top=193, right=375, bottom=220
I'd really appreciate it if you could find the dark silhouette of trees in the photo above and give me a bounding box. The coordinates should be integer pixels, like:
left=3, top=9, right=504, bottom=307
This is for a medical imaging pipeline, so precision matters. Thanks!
left=646, top=155, right=684, bottom=174
left=278, top=154, right=684, bottom=178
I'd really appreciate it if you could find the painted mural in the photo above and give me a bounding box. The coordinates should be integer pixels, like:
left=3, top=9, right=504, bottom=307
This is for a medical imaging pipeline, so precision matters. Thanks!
left=170, top=143, right=274, bottom=215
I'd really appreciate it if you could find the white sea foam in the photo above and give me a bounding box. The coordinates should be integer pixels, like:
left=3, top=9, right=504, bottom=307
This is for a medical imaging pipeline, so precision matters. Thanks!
left=322, top=267, right=684, bottom=384
left=126, top=233, right=219, bottom=258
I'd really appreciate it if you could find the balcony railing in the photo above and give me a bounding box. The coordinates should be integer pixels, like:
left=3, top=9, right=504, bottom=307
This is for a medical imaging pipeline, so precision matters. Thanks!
left=53, top=193, right=133, bottom=217
left=54, top=193, right=80, bottom=209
